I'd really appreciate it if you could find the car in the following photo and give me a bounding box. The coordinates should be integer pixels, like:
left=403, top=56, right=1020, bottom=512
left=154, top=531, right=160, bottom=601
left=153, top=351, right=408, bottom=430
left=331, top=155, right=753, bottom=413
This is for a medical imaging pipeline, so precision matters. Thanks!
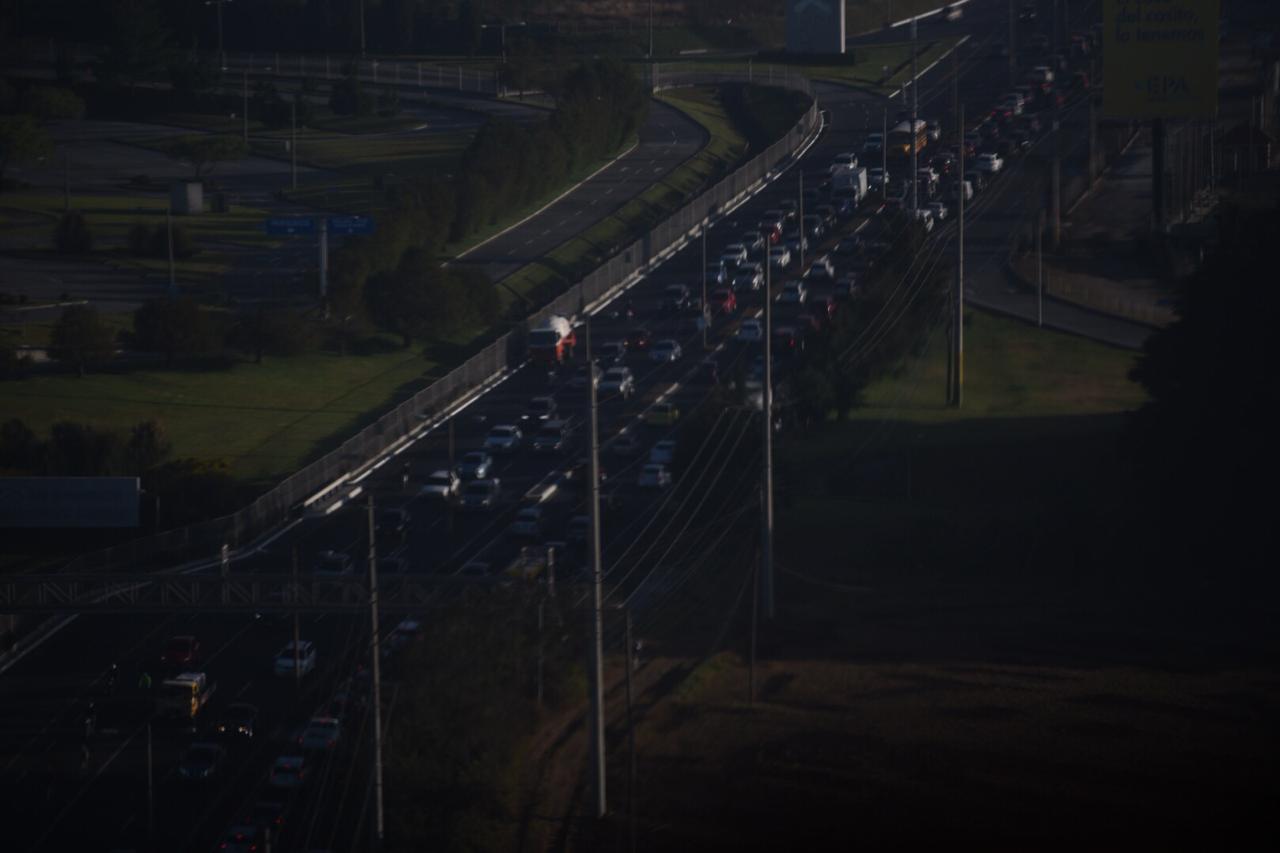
left=867, top=167, right=887, bottom=190
left=949, top=179, right=975, bottom=203
left=644, top=402, right=680, bottom=427
left=268, top=755, right=307, bottom=789
left=568, top=361, right=604, bottom=390
left=378, top=556, right=409, bottom=575
left=314, top=549, right=355, bottom=575
left=177, top=741, right=226, bottom=781
left=829, top=151, right=858, bottom=173
left=801, top=213, right=825, bottom=242
left=834, top=237, right=861, bottom=257
left=736, top=318, right=764, bottom=342
left=998, top=95, right=1024, bottom=116
left=649, top=339, right=683, bottom=363
left=926, top=120, right=942, bottom=142
left=599, top=366, right=636, bottom=399
left=637, top=464, right=673, bottom=489
left=805, top=256, right=835, bottom=282
left=566, top=514, right=592, bottom=544
left=704, top=263, right=728, bottom=287
left=783, top=230, right=809, bottom=256
left=732, top=262, right=763, bottom=292
left=698, top=356, right=720, bottom=384
left=833, top=274, right=861, bottom=301
left=457, top=450, right=493, bottom=480
left=975, top=152, right=1004, bottom=174
left=625, top=328, right=652, bottom=352
left=219, top=824, right=263, bottom=853
left=913, top=208, right=935, bottom=233
left=927, top=200, right=949, bottom=222
left=930, top=154, right=955, bottom=177
left=720, top=243, right=749, bottom=268
left=274, top=640, right=317, bottom=678
left=460, top=478, right=501, bottom=511
left=247, top=800, right=287, bottom=835
left=214, top=703, right=259, bottom=740
left=814, top=203, right=838, bottom=227
left=778, top=199, right=798, bottom=222
left=532, top=419, right=572, bottom=453
left=161, top=635, right=200, bottom=668
left=861, top=132, right=883, bottom=155
left=964, top=170, right=986, bottom=193
left=520, top=395, right=557, bottom=424
left=772, top=325, right=802, bottom=354
left=597, top=341, right=627, bottom=364
left=740, top=230, right=765, bottom=255
left=649, top=440, right=677, bottom=466
left=1018, top=2, right=1036, bottom=22
left=375, top=507, right=410, bottom=538
left=483, top=424, right=523, bottom=453
left=777, top=280, right=808, bottom=305
left=661, top=283, right=691, bottom=314
left=509, top=507, right=544, bottom=540
left=420, top=469, right=461, bottom=500
left=768, top=245, right=792, bottom=269
left=383, top=618, right=423, bottom=658
left=297, top=716, right=341, bottom=751
left=1028, top=65, right=1054, bottom=84
left=609, top=430, right=642, bottom=456
left=709, top=288, right=737, bottom=315
left=458, top=560, right=491, bottom=578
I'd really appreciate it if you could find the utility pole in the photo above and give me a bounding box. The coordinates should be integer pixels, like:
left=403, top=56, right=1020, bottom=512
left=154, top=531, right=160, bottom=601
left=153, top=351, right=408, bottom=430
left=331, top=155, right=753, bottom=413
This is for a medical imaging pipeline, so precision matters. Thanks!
left=63, top=149, right=70, bottom=212
left=952, top=105, right=965, bottom=408
left=146, top=719, right=154, bottom=842
left=585, top=319, right=607, bottom=819
left=318, top=217, right=328, bottom=299
left=761, top=244, right=775, bottom=620
left=749, top=557, right=758, bottom=704
left=366, top=495, right=386, bottom=849
left=166, top=199, right=176, bottom=298
left=911, top=17, right=919, bottom=215
left=798, top=170, right=805, bottom=272
left=648, top=0, right=654, bottom=59
left=625, top=607, right=637, bottom=853
left=1051, top=101, right=1062, bottom=249
left=360, top=0, right=367, bottom=58
left=882, top=105, right=888, bottom=200
left=242, top=69, right=248, bottom=145
left=447, top=417, right=456, bottom=536
left=291, top=547, right=301, bottom=685
left=1036, top=208, right=1044, bottom=327
left=290, top=99, right=297, bottom=191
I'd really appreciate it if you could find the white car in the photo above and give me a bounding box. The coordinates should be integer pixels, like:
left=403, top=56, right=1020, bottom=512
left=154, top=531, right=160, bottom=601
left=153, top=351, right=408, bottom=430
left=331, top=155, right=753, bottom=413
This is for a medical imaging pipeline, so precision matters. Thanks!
left=768, top=246, right=792, bottom=269
left=828, top=151, right=858, bottom=173
left=736, top=318, right=764, bottom=342
left=419, top=469, right=460, bottom=500
left=777, top=281, right=808, bottom=305
left=720, top=243, right=749, bottom=267
left=457, top=450, right=493, bottom=480
left=649, top=339, right=683, bottom=363
left=1028, top=65, right=1054, bottom=83
left=976, top=152, right=1004, bottom=174
left=599, top=366, right=636, bottom=399
left=649, top=440, right=676, bottom=466
left=913, top=208, right=936, bottom=233
left=637, top=463, right=673, bottom=489
left=274, top=641, right=317, bottom=678
left=460, top=478, right=501, bottom=510
left=732, top=263, right=764, bottom=292
left=804, top=255, right=835, bottom=281
left=297, top=716, right=341, bottom=751
left=483, top=424, right=523, bottom=453
left=928, top=199, right=950, bottom=221
left=867, top=167, right=888, bottom=189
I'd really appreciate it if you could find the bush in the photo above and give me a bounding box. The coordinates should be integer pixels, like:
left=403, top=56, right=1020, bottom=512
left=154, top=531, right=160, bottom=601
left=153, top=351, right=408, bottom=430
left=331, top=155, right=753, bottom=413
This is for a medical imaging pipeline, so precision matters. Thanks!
left=20, top=85, right=86, bottom=120
left=128, top=221, right=150, bottom=256
left=53, top=211, right=92, bottom=253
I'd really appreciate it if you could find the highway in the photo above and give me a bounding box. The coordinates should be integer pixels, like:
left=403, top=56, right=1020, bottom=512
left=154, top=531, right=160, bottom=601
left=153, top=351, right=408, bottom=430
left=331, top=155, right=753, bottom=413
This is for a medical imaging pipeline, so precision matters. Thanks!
left=0, top=2, right=1129, bottom=849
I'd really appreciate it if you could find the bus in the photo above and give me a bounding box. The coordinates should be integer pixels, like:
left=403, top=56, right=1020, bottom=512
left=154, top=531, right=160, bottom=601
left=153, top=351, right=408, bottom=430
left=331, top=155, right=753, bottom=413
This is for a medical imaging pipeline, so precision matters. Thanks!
left=886, top=119, right=928, bottom=159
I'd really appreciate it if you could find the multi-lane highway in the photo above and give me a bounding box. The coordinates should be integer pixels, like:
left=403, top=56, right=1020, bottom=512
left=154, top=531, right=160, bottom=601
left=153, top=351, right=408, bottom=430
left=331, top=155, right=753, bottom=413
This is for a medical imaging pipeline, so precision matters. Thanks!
left=0, top=2, right=1130, bottom=849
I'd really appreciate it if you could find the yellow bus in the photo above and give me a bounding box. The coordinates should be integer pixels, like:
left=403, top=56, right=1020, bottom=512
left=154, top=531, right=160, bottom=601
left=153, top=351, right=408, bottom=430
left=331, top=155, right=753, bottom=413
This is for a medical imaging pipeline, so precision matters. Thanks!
left=887, top=119, right=928, bottom=158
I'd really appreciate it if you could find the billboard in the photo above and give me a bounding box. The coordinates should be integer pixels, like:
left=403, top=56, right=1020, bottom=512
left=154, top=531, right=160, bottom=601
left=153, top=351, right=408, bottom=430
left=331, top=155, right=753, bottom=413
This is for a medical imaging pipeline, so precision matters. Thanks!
left=0, top=477, right=141, bottom=528
left=787, top=0, right=846, bottom=55
left=1103, top=0, right=1220, bottom=119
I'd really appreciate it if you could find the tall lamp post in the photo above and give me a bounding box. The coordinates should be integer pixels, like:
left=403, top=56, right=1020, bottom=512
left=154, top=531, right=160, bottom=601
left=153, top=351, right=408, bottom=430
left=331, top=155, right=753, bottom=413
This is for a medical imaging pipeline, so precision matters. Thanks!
left=205, top=0, right=232, bottom=71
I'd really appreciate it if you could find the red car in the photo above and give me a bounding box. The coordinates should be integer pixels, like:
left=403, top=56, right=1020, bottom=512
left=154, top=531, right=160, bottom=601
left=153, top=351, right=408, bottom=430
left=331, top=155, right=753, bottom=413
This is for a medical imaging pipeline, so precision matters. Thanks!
left=162, top=635, right=200, bottom=667
left=708, top=288, right=737, bottom=315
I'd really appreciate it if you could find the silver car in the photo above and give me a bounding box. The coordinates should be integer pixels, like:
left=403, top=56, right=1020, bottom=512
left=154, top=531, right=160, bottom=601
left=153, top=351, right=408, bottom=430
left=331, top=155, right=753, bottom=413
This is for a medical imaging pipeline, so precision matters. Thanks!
left=649, top=340, right=683, bottom=363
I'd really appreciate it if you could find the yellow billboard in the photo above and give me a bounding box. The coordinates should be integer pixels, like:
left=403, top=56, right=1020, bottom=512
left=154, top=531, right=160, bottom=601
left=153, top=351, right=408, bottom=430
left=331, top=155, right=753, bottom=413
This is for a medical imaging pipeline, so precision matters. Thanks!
left=1103, top=0, right=1220, bottom=119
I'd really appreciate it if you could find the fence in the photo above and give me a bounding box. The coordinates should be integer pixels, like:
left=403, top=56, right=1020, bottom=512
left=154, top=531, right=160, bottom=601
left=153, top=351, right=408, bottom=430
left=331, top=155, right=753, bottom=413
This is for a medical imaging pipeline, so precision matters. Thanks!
left=50, top=68, right=820, bottom=574
left=215, top=51, right=506, bottom=98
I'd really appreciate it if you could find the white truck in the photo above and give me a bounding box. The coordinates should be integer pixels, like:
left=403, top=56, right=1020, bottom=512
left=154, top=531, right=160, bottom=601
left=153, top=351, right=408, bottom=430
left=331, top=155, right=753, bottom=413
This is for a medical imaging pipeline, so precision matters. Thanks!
left=528, top=315, right=576, bottom=365
left=157, top=671, right=216, bottom=721
left=830, top=166, right=868, bottom=205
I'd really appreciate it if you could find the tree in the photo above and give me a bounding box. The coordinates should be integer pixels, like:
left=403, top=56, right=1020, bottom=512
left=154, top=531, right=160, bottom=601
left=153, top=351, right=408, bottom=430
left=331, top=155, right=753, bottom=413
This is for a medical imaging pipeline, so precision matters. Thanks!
left=234, top=304, right=320, bottom=363
left=329, top=63, right=374, bottom=116
left=50, top=304, right=115, bottom=376
left=19, top=85, right=85, bottom=120
left=96, top=0, right=174, bottom=90
left=164, top=134, right=247, bottom=180
left=53, top=210, right=92, bottom=253
left=132, top=297, right=223, bottom=366
left=0, top=418, right=41, bottom=471
left=0, top=79, right=16, bottom=113
left=126, top=419, right=170, bottom=474
left=167, top=57, right=216, bottom=101
left=0, top=114, right=52, bottom=194
left=46, top=421, right=122, bottom=475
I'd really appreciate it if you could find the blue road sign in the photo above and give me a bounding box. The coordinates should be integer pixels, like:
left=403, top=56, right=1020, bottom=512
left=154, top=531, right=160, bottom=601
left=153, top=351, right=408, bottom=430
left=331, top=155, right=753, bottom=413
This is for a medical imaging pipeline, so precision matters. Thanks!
left=264, top=216, right=317, bottom=235
left=327, top=215, right=375, bottom=235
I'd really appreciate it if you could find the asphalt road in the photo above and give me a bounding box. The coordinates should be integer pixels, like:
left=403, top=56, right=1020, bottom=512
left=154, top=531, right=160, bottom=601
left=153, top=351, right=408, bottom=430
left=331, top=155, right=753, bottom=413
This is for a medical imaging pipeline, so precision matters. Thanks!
left=0, top=2, right=1151, bottom=848
left=452, top=99, right=708, bottom=283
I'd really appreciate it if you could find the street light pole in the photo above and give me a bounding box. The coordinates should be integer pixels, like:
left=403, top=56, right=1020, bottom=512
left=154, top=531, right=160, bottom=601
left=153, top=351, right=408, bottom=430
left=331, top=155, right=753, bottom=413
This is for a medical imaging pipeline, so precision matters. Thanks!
left=585, top=319, right=607, bottom=819
left=911, top=17, right=919, bottom=215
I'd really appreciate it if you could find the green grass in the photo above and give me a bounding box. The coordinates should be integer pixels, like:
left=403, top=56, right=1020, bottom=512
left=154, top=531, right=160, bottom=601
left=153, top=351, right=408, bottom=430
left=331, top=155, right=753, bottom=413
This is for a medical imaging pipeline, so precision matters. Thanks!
left=0, top=337, right=438, bottom=483
left=497, top=87, right=748, bottom=306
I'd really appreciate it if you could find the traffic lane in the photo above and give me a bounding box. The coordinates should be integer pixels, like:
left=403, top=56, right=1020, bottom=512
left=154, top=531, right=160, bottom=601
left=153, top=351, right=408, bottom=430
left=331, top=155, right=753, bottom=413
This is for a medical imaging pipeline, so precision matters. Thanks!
left=456, top=99, right=707, bottom=281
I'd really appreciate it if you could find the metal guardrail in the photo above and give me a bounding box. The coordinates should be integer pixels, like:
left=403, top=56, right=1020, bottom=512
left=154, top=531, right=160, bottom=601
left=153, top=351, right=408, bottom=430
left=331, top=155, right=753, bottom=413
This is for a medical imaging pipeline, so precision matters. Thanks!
left=46, top=65, right=820, bottom=575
